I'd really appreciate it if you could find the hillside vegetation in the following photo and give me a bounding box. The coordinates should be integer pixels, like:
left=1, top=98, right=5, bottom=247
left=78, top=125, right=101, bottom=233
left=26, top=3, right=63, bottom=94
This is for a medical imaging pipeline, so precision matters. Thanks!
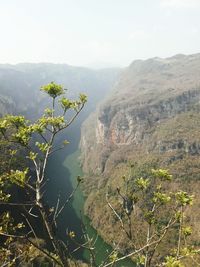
left=80, top=53, right=200, bottom=263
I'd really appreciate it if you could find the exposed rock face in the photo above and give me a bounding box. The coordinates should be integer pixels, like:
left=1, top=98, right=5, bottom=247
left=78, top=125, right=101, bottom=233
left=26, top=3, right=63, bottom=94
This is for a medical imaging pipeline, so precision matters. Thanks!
left=81, top=53, right=200, bottom=176
left=80, top=54, right=200, bottom=251
left=97, top=89, right=200, bottom=146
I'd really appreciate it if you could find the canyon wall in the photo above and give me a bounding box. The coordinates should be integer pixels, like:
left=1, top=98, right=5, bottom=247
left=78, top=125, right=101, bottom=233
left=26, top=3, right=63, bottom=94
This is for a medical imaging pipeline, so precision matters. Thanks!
left=80, top=53, right=200, bottom=251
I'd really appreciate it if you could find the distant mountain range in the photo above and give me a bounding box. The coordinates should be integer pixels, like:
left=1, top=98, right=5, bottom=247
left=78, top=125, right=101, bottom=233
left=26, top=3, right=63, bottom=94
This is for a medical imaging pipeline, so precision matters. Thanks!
left=0, top=63, right=121, bottom=118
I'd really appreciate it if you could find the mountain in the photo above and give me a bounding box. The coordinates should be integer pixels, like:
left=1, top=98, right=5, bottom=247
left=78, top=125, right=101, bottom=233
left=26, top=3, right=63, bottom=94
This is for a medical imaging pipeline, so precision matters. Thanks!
left=0, top=63, right=121, bottom=118
left=80, top=53, right=200, bottom=252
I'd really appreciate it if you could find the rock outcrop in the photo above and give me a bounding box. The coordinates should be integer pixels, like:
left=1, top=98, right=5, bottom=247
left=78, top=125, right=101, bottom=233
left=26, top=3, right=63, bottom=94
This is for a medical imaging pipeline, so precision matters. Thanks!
left=81, top=53, right=200, bottom=176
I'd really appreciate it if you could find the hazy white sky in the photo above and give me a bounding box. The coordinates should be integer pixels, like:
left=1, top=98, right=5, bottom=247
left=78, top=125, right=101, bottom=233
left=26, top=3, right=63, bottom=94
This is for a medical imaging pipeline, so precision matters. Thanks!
left=0, top=0, right=200, bottom=67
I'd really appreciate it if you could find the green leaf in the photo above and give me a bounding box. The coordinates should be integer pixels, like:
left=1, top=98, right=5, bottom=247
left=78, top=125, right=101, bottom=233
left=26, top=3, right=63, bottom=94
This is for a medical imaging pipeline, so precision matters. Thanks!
left=35, top=142, right=50, bottom=153
left=41, top=82, right=64, bottom=98
left=59, top=97, right=72, bottom=112
left=182, top=226, right=192, bottom=237
left=152, top=169, right=173, bottom=181
left=135, top=177, right=149, bottom=190
left=153, top=192, right=171, bottom=204
left=176, top=191, right=194, bottom=206
left=79, top=93, right=87, bottom=104
left=164, top=256, right=185, bottom=267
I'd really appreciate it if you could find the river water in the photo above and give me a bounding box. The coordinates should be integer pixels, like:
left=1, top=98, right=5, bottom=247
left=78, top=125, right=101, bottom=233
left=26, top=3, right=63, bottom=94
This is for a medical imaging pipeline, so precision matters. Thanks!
left=44, top=106, right=134, bottom=266
left=46, top=147, right=135, bottom=266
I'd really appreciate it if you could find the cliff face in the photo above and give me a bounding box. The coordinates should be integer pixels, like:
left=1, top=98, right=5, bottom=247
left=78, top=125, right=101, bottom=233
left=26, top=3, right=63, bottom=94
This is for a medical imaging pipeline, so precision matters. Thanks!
left=80, top=53, right=200, bottom=249
left=81, top=53, right=200, bottom=176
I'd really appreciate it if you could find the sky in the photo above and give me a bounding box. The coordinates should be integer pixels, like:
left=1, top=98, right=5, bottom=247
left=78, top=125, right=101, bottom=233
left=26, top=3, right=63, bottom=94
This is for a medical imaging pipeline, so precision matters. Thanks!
left=0, top=0, right=200, bottom=68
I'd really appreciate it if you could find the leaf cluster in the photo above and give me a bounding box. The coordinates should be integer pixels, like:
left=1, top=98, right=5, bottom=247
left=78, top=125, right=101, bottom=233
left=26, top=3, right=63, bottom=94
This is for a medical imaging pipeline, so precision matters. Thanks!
left=107, top=168, right=197, bottom=266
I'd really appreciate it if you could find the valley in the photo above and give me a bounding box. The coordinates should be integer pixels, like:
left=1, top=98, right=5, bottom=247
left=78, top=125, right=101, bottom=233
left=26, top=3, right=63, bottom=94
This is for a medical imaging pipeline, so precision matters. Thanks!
left=1, top=54, right=200, bottom=266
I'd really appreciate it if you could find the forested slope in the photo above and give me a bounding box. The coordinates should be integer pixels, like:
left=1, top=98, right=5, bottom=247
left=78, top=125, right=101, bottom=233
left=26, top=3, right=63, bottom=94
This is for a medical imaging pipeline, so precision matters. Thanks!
left=80, top=53, right=200, bottom=256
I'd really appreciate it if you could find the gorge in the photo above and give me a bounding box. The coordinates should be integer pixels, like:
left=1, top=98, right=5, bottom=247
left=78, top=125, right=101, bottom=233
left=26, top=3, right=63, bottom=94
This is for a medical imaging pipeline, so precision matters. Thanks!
left=0, top=63, right=133, bottom=266
left=1, top=53, right=200, bottom=265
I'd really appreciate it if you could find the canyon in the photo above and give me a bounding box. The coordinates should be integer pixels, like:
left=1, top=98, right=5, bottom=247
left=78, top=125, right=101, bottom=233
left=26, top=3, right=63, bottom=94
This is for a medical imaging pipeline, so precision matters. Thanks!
left=1, top=55, right=200, bottom=265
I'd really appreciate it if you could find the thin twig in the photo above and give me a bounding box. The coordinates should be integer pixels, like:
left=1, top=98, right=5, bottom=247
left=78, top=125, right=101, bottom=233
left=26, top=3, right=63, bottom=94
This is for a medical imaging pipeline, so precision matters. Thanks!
left=106, top=192, right=130, bottom=239
left=21, top=212, right=39, bottom=246
left=102, top=217, right=178, bottom=267
left=55, top=182, right=80, bottom=219
left=0, top=201, right=34, bottom=206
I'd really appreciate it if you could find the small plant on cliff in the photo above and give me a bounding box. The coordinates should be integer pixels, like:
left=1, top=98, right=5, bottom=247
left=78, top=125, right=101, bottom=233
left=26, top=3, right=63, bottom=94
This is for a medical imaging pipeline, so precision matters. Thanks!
left=106, top=168, right=200, bottom=267
left=0, top=82, right=87, bottom=266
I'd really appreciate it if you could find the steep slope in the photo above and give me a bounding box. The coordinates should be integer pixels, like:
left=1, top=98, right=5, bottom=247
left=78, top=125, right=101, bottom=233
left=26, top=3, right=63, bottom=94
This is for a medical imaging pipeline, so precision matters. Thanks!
left=81, top=53, right=200, bottom=176
left=80, top=53, right=200, bottom=251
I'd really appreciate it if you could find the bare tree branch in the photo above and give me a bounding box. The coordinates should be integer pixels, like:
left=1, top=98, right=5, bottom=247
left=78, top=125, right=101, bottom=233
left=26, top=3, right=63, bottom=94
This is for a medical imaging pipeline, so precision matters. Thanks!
left=55, top=182, right=80, bottom=219
left=106, top=192, right=131, bottom=239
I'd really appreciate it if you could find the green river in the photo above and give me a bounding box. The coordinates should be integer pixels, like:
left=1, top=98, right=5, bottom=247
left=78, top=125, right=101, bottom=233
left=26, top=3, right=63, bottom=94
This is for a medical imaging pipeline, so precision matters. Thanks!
left=46, top=137, right=134, bottom=266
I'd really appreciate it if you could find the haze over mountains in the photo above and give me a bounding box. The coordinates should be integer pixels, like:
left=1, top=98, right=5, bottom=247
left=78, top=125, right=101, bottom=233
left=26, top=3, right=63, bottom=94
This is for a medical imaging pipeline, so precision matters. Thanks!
left=0, top=63, right=121, bottom=118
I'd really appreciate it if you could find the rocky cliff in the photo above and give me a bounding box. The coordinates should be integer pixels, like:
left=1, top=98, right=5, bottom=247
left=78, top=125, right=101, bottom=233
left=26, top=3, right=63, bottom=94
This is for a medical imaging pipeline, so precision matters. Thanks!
left=81, top=53, right=200, bottom=175
left=80, top=53, right=200, bottom=251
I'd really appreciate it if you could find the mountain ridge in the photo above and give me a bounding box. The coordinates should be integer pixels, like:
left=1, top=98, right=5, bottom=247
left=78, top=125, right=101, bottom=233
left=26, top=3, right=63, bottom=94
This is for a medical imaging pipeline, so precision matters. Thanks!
left=0, top=63, right=121, bottom=117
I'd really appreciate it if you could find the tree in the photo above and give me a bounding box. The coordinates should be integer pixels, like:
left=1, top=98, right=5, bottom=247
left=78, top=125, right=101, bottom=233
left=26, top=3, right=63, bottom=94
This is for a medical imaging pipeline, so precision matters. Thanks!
left=0, top=82, right=87, bottom=266
left=105, top=168, right=200, bottom=267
